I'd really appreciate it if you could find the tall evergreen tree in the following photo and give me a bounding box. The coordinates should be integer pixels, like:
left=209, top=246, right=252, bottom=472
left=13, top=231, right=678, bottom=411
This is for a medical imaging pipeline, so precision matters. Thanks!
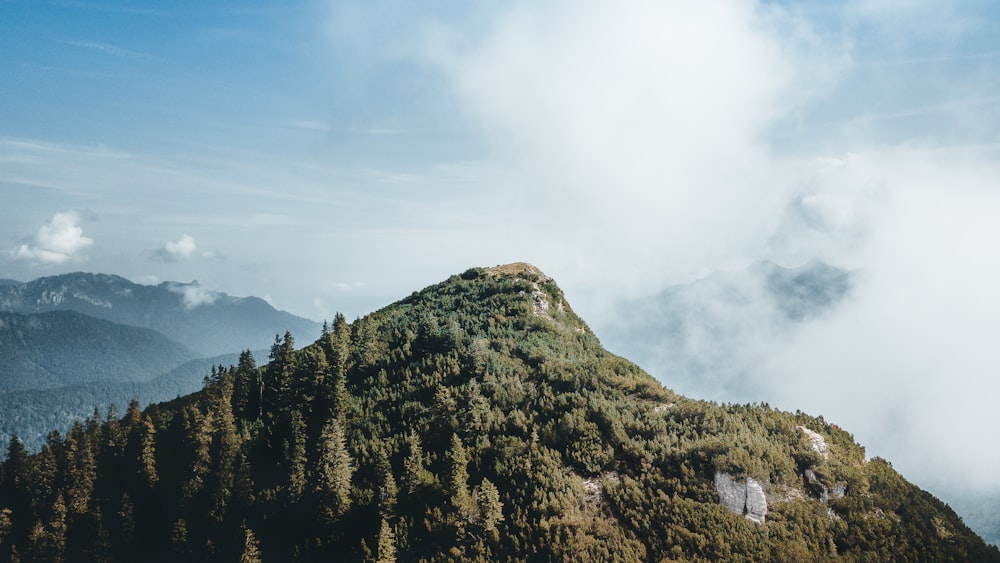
left=476, top=478, right=503, bottom=536
left=233, top=349, right=260, bottom=421
left=2, top=436, right=31, bottom=551
left=402, top=431, right=428, bottom=494
left=312, top=419, right=352, bottom=521
left=376, top=517, right=396, bottom=563
left=239, top=522, right=263, bottom=563
left=285, top=410, right=307, bottom=502
left=446, top=434, right=474, bottom=526
left=375, top=446, right=397, bottom=519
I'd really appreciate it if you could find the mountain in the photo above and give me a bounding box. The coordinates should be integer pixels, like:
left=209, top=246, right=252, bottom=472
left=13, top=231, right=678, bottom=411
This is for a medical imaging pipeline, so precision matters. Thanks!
left=0, top=310, right=195, bottom=393
left=0, top=272, right=322, bottom=356
left=0, top=263, right=995, bottom=561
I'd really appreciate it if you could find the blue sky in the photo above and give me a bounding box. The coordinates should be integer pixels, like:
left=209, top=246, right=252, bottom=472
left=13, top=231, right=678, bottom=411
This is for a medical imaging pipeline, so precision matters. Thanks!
left=4, top=0, right=1000, bottom=516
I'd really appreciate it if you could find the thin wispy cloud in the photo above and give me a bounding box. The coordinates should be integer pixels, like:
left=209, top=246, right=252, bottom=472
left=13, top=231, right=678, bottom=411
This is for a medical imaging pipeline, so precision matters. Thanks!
left=63, top=39, right=150, bottom=59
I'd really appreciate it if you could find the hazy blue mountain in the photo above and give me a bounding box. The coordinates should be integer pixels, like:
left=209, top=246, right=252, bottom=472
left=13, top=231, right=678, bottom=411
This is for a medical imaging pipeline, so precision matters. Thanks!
left=0, top=272, right=322, bottom=356
left=0, top=349, right=267, bottom=455
left=0, top=310, right=195, bottom=393
left=757, top=260, right=852, bottom=321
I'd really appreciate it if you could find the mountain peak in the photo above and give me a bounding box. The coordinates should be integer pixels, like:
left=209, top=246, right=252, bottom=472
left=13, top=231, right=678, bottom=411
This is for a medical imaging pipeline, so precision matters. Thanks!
left=484, top=261, right=550, bottom=281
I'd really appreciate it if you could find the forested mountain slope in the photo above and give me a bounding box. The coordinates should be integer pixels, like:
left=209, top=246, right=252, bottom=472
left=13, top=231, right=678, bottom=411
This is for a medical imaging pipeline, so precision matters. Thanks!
left=0, top=311, right=194, bottom=392
left=0, top=263, right=995, bottom=562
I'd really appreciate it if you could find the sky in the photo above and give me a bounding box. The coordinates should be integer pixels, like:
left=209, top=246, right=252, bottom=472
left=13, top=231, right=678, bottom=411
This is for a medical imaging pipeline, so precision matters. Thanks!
left=3, top=0, right=1000, bottom=524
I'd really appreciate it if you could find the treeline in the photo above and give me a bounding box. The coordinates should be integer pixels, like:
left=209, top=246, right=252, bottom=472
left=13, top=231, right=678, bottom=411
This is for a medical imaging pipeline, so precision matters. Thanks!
left=0, top=266, right=996, bottom=561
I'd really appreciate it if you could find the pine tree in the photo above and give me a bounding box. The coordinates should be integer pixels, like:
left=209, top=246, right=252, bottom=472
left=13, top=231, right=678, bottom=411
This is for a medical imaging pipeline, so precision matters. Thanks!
left=27, top=491, right=67, bottom=562
left=476, top=478, right=503, bottom=535
left=0, top=507, right=13, bottom=559
left=62, top=434, right=96, bottom=519
left=326, top=313, right=351, bottom=422
left=375, top=446, right=397, bottom=519
left=3, top=436, right=31, bottom=551
left=446, top=433, right=474, bottom=525
left=180, top=407, right=212, bottom=506
left=286, top=410, right=307, bottom=502
left=207, top=368, right=239, bottom=524
left=123, top=399, right=142, bottom=432
left=266, top=332, right=295, bottom=408
left=376, top=517, right=396, bottom=563
left=29, top=445, right=58, bottom=518
left=312, top=419, right=353, bottom=521
left=232, top=350, right=260, bottom=421
left=402, top=431, right=428, bottom=494
left=115, top=492, right=135, bottom=547
left=239, top=522, right=263, bottom=563
left=134, top=416, right=158, bottom=489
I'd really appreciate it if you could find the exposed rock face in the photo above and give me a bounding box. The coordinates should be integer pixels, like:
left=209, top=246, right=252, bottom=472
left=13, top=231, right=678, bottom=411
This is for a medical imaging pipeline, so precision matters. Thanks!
left=714, top=471, right=768, bottom=524
left=715, top=471, right=747, bottom=515
left=745, top=479, right=768, bottom=524
left=798, top=425, right=830, bottom=460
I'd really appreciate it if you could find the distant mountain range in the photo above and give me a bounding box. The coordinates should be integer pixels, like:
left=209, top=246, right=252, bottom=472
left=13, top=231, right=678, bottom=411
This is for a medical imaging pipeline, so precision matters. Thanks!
left=0, top=272, right=322, bottom=453
left=0, top=272, right=320, bottom=356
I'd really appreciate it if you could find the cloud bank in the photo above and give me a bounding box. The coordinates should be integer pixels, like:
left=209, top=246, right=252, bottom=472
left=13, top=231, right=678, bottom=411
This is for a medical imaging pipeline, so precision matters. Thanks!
left=428, top=0, right=845, bottom=296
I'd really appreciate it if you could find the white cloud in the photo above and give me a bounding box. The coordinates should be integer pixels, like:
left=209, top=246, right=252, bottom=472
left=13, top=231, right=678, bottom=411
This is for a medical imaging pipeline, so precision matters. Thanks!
left=427, top=0, right=847, bottom=298
left=161, top=234, right=197, bottom=261
left=166, top=282, right=219, bottom=309
left=11, top=211, right=93, bottom=265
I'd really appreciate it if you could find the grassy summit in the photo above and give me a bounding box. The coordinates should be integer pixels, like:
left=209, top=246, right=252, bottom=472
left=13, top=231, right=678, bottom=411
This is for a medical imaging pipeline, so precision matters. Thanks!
left=0, top=264, right=995, bottom=561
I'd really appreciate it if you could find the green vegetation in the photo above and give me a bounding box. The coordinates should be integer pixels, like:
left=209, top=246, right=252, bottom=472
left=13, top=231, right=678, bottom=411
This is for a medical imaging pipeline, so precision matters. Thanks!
left=0, top=311, right=194, bottom=393
left=0, top=264, right=995, bottom=561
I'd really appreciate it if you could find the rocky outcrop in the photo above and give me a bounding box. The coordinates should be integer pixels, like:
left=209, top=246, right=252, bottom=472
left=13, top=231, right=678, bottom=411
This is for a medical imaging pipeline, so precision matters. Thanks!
left=714, top=471, right=768, bottom=524
left=745, top=479, right=768, bottom=524
left=805, top=469, right=846, bottom=502
left=715, top=471, right=747, bottom=515
left=798, top=425, right=830, bottom=460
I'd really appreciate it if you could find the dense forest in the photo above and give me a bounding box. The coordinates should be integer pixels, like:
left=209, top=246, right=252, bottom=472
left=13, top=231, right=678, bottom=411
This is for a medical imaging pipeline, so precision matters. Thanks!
left=0, top=263, right=995, bottom=561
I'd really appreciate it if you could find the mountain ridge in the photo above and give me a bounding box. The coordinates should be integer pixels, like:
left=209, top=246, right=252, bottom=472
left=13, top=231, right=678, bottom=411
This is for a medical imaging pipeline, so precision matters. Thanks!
left=0, top=272, right=321, bottom=356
